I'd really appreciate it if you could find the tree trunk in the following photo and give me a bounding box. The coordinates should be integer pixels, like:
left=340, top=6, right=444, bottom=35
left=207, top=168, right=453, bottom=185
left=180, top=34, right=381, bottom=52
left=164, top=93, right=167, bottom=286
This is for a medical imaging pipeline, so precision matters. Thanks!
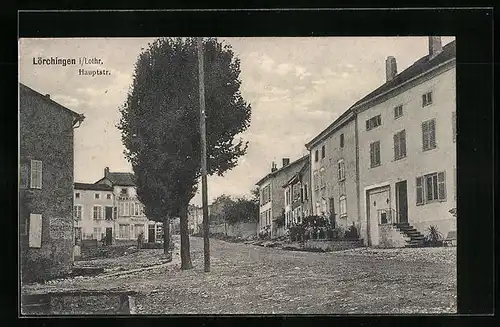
left=163, top=216, right=170, bottom=256
left=179, top=205, right=193, bottom=270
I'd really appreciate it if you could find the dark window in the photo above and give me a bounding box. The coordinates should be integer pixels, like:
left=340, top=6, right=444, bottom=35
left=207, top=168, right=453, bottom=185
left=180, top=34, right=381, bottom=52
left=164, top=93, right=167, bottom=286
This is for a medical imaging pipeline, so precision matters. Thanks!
left=315, top=150, right=319, bottom=162
left=394, top=105, right=403, bottom=118
left=422, top=92, right=433, bottom=107
left=95, top=193, right=100, bottom=199
left=416, top=171, right=446, bottom=205
left=321, top=145, right=325, bottom=158
left=106, top=194, right=112, bottom=200
left=394, top=130, right=407, bottom=160
left=340, top=134, right=344, bottom=148
left=370, top=141, right=381, bottom=168
left=422, top=119, right=436, bottom=151
left=75, top=192, right=80, bottom=199
left=366, top=115, right=382, bottom=131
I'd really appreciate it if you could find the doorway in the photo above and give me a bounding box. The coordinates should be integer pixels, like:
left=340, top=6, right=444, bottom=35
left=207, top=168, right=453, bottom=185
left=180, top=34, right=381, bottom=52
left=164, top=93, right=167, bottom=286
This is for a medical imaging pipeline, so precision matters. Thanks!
left=367, top=186, right=391, bottom=246
left=395, top=180, right=408, bottom=224
left=105, top=228, right=113, bottom=245
left=148, top=226, right=156, bottom=243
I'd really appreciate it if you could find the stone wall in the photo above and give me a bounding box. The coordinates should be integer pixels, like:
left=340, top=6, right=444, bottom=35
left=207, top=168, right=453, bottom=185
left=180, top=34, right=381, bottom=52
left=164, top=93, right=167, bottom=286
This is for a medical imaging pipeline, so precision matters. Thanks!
left=19, top=85, right=77, bottom=283
left=304, top=239, right=364, bottom=252
left=378, top=224, right=410, bottom=248
left=210, top=222, right=257, bottom=239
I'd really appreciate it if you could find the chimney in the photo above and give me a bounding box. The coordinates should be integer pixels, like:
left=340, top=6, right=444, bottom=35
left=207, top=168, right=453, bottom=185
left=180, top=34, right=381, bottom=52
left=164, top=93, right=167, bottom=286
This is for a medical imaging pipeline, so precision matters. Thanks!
left=282, top=158, right=290, bottom=168
left=271, top=161, right=277, bottom=172
left=104, top=167, right=109, bottom=177
left=428, top=36, right=443, bottom=60
left=385, top=56, right=397, bottom=82
left=45, top=94, right=50, bottom=99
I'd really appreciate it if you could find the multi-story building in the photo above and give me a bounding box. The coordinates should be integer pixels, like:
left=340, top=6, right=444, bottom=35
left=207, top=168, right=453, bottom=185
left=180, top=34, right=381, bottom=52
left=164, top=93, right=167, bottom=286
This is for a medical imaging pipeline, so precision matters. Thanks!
left=305, top=108, right=360, bottom=230
left=188, top=204, right=203, bottom=234
left=256, top=156, right=309, bottom=238
left=19, top=83, right=85, bottom=282
left=95, top=167, right=150, bottom=242
left=73, top=183, right=115, bottom=244
left=354, top=37, right=456, bottom=246
left=282, top=160, right=312, bottom=228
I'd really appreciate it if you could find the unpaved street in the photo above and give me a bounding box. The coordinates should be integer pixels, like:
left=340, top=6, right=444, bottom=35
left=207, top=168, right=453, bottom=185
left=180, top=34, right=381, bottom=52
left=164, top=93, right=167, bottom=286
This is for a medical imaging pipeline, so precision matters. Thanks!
left=23, top=236, right=456, bottom=314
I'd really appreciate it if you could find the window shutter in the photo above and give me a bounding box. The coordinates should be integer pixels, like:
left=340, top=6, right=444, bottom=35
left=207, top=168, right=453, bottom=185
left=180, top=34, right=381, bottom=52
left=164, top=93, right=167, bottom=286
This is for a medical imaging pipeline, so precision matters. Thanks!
left=375, top=142, right=380, bottom=165
left=422, top=121, right=429, bottom=150
left=377, top=115, right=381, bottom=126
left=370, top=143, right=374, bottom=166
left=30, top=160, right=42, bottom=189
left=422, top=94, right=427, bottom=106
left=438, top=171, right=446, bottom=200
left=429, top=119, right=436, bottom=148
left=366, top=120, right=370, bottom=130
left=20, top=159, right=30, bottom=189
left=29, top=214, right=42, bottom=248
left=401, top=130, right=407, bottom=157
left=416, top=177, right=424, bottom=205
left=452, top=111, right=456, bottom=143
left=394, top=133, right=400, bottom=159
left=428, top=92, right=433, bottom=104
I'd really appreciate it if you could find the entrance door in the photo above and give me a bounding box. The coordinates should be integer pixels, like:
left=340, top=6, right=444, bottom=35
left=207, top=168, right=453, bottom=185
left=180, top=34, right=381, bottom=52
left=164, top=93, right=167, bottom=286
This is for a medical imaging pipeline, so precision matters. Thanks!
left=105, top=228, right=113, bottom=245
left=148, top=226, right=156, bottom=243
left=328, top=197, right=336, bottom=228
left=367, top=186, right=391, bottom=246
left=395, top=180, right=408, bottom=224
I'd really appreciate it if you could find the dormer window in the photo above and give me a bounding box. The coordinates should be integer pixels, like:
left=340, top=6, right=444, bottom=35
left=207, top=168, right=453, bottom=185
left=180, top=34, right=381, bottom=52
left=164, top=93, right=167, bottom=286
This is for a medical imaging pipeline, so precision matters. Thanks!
left=121, top=188, right=128, bottom=195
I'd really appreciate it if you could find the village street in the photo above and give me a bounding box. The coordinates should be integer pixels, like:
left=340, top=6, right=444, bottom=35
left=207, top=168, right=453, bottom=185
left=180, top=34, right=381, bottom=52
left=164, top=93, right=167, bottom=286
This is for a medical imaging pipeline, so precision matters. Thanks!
left=23, top=236, right=456, bottom=314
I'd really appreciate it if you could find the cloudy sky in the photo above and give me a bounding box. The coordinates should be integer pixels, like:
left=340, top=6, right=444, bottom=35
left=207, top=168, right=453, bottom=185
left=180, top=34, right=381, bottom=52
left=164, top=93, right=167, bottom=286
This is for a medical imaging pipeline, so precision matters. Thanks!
left=19, top=36, right=455, bottom=206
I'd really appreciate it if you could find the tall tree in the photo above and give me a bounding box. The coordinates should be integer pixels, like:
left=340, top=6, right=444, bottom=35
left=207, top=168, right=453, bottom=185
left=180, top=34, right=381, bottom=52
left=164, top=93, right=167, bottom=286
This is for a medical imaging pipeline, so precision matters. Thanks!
left=118, top=37, right=251, bottom=270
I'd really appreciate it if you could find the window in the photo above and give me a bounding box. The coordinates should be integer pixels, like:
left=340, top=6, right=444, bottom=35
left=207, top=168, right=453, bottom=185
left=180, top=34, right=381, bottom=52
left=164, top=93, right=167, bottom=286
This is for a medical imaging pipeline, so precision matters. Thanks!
left=107, top=194, right=112, bottom=200
left=452, top=111, right=456, bottom=143
left=422, top=119, right=436, bottom=151
left=75, top=192, right=80, bottom=199
left=93, top=206, right=103, bottom=220
left=366, top=115, right=382, bottom=131
left=20, top=216, right=28, bottom=235
left=340, top=134, right=345, bottom=148
left=339, top=181, right=346, bottom=195
left=416, top=171, right=446, bottom=205
left=94, top=193, right=100, bottom=199
left=394, top=105, right=403, bottom=119
left=130, top=203, right=136, bottom=216
left=321, top=145, right=325, bottom=159
left=422, top=91, right=433, bottom=107
left=29, top=213, right=42, bottom=248
left=260, top=185, right=271, bottom=205
left=370, top=141, right=381, bottom=168
left=93, top=227, right=102, bottom=240
left=135, top=203, right=140, bottom=216
left=74, top=205, right=82, bottom=220
left=105, top=206, right=113, bottom=220
left=314, top=150, right=319, bottom=162
left=339, top=196, right=347, bottom=217
left=119, top=224, right=130, bottom=239
left=319, top=167, right=326, bottom=189
left=313, top=171, right=319, bottom=190
left=30, top=160, right=42, bottom=189
left=124, top=202, right=130, bottom=216
left=113, top=206, right=118, bottom=219
left=337, top=159, right=345, bottom=181
left=121, top=188, right=128, bottom=195
left=304, top=184, right=308, bottom=201
left=394, top=130, right=407, bottom=160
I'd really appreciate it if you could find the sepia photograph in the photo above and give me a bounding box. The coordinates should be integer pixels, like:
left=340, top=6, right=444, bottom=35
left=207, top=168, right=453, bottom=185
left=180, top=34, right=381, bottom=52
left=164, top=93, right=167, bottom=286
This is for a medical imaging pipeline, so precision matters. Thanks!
left=19, top=34, right=457, bottom=315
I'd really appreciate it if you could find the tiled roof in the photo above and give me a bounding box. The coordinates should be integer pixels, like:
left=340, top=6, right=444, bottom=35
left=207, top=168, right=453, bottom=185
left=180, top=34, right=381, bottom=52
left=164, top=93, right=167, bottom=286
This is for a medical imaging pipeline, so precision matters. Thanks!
left=19, top=83, right=85, bottom=120
left=349, top=40, right=456, bottom=110
left=256, top=154, right=310, bottom=186
left=305, top=40, right=456, bottom=149
left=74, top=182, right=113, bottom=191
left=97, top=172, right=137, bottom=186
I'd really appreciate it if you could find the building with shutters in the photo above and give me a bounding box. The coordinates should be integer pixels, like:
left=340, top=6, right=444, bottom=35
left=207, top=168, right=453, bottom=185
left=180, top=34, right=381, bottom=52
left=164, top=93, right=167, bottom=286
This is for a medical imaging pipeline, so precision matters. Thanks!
left=256, top=155, right=309, bottom=238
left=94, top=167, right=150, bottom=243
left=354, top=37, right=456, bottom=246
left=19, top=83, right=85, bottom=282
left=304, top=37, right=456, bottom=247
left=73, top=183, right=115, bottom=244
left=282, top=160, right=312, bottom=228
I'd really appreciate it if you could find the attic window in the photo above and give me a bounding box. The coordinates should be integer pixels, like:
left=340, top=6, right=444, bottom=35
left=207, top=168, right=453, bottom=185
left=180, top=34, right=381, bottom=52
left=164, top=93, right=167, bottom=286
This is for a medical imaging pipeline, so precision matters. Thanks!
left=121, top=188, right=128, bottom=195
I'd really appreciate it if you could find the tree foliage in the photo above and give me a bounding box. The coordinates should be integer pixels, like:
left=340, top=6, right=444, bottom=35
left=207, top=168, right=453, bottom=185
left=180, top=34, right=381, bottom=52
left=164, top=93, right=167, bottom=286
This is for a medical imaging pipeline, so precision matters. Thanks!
left=223, top=196, right=259, bottom=225
left=118, top=37, right=252, bottom=269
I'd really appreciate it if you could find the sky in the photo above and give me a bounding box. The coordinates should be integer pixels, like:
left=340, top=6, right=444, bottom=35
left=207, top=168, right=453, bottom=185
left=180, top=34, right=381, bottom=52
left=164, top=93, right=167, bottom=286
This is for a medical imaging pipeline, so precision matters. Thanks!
left=19, top=36, right=455, bottom=206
